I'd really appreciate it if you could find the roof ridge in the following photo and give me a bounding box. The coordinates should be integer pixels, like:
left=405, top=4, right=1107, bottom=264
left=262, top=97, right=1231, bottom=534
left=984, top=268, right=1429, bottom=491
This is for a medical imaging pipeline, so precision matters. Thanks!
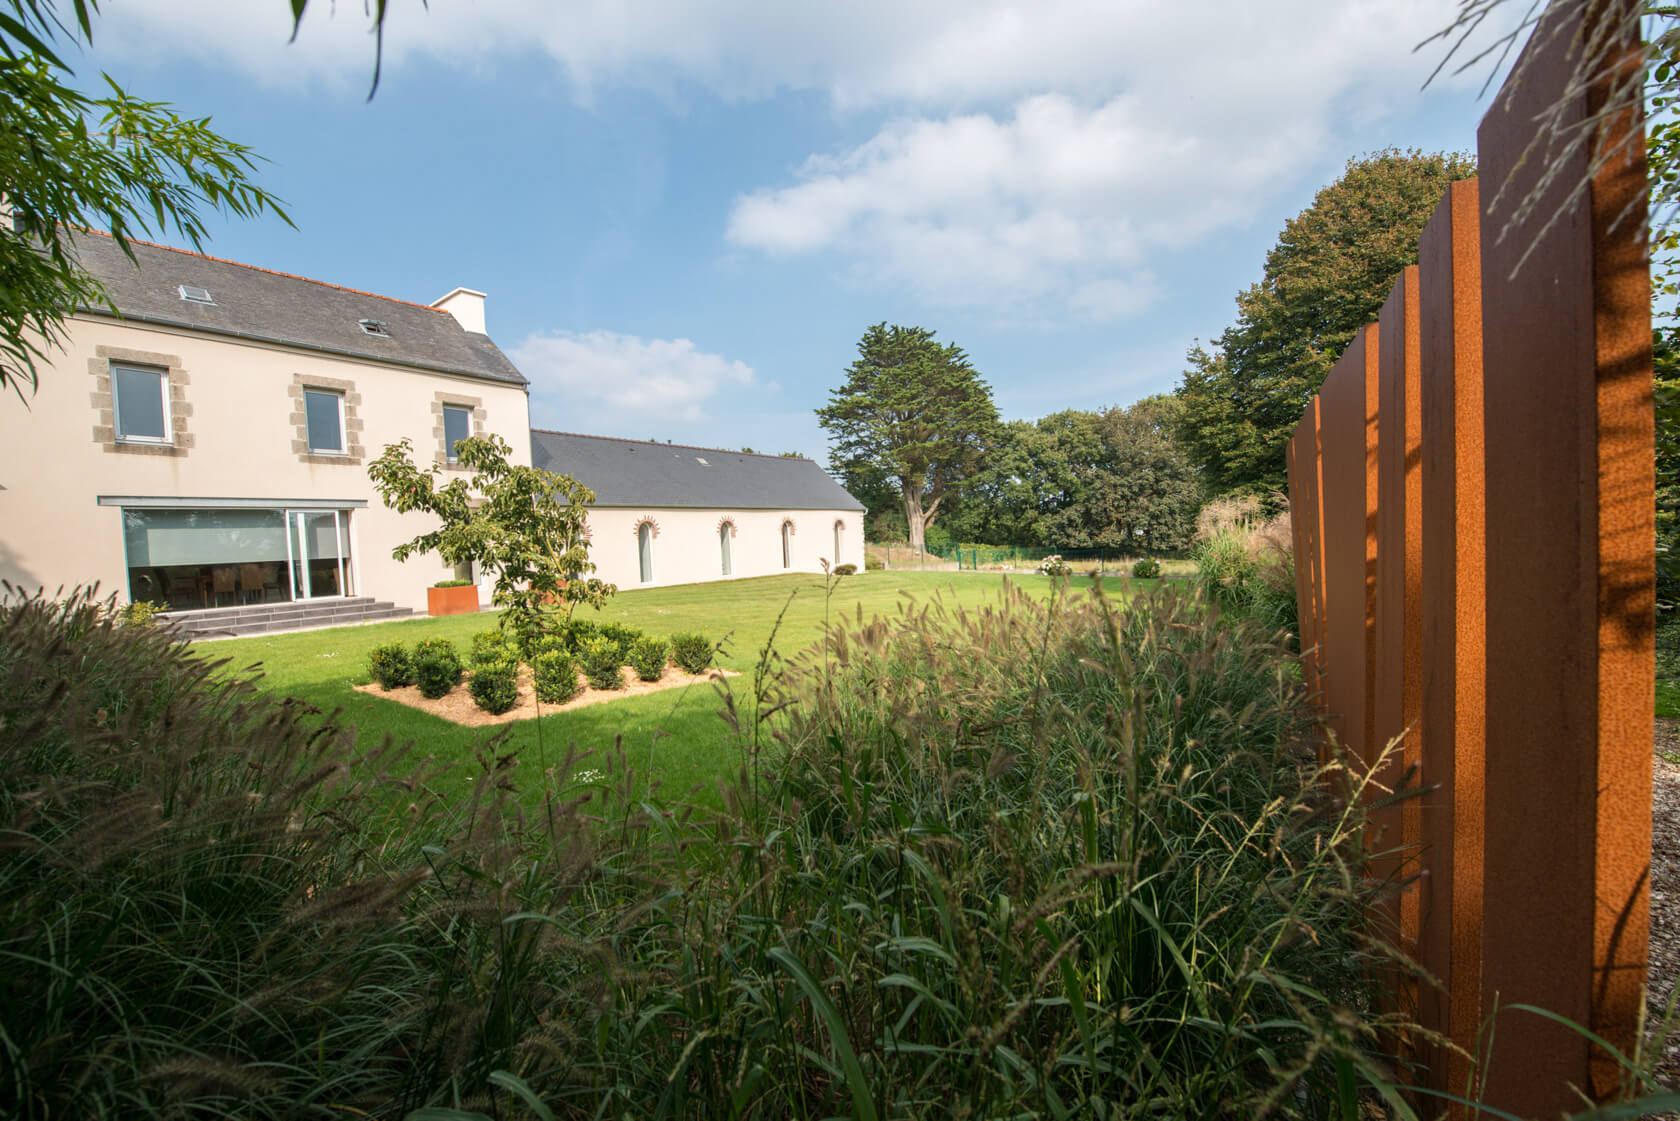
left=76, top=228, right=449, bottom=315
left=530, top=427, right=813, bottom=461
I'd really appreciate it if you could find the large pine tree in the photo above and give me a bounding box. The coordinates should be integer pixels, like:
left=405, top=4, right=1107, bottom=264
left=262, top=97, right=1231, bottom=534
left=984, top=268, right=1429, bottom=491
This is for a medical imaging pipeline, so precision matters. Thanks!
left=819, top=323, right=998, bottom=552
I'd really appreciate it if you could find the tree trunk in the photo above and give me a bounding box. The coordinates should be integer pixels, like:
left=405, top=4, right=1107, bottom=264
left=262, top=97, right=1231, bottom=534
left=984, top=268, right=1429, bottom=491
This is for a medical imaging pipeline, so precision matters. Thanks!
left=904, top=489, right=927, bottom=552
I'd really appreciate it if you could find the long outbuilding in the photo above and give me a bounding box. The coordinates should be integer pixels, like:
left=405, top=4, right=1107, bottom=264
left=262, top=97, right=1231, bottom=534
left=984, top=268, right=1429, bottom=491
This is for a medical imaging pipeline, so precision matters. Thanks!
left=531, top=429, right=864, bottom=589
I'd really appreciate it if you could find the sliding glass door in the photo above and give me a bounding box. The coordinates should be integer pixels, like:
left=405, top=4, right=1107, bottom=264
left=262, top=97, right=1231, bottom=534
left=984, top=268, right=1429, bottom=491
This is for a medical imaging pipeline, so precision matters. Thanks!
left=288, top=510, right=352, bottom=600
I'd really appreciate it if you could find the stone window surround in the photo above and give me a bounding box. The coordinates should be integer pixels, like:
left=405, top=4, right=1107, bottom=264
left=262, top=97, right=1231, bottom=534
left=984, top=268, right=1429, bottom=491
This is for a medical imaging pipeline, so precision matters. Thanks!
left=432, top=392, right=488, bottom=470
left=89, top=345, right=193, bottom=457
left=289, top=374, right=365, bottom=465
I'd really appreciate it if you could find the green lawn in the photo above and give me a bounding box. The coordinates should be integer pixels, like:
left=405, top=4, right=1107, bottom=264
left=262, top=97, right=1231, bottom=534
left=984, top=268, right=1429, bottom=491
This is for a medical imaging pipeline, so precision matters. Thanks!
left=199, top=571, right=1081, bottom=808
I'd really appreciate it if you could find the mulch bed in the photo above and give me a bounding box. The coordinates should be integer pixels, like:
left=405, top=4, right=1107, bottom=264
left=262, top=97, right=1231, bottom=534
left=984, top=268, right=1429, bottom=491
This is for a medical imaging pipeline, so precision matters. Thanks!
left=355, top=664, right=738, bottom=727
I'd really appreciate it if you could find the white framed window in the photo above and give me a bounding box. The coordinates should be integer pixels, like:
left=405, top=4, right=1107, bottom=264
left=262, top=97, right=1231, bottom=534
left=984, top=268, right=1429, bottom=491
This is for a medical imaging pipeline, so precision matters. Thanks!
left=638, top=522, right=654, bottom=584
left=781, top=521, right=792, bottom=569
left=112, top=364, right=170, bottom=444
left=303, top=388, right=345, bottom=454
left=442, top=404, right=471, bottom=464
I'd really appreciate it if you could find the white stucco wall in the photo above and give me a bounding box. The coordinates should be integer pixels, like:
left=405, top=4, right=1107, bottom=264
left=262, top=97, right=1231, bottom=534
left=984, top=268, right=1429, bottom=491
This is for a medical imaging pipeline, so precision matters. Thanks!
left=0, top=313, right=532, bottom=613
left=582, top=506, right=865, bottom=590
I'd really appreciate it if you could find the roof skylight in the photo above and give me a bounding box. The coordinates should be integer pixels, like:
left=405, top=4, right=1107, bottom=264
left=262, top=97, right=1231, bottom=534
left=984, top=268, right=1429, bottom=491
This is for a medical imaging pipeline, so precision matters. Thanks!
left=359, top=319, right=390, bottom=337
left=177, top=285, right=214, bottom=304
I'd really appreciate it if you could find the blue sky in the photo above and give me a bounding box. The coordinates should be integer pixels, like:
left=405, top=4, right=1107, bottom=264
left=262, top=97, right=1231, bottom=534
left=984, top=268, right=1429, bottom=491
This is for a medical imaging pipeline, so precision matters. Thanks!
left=78, top=1, right=1514, bottom=461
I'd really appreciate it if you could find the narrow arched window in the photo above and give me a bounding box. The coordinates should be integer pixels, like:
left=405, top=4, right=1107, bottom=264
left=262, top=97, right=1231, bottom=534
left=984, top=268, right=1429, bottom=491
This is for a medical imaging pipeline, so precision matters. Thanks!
left=638, top=521, right=654, bottom=584
left=833, top=520, right=843, bottom=568
left=781, top=521, right=791, bottom=569
left=720, top=522, right=732, bottom=576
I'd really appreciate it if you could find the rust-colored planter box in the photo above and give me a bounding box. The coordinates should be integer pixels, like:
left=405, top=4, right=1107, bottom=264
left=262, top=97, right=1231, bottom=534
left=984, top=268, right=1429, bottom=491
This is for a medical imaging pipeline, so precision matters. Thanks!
left=426, top=584, right=480, bottom=617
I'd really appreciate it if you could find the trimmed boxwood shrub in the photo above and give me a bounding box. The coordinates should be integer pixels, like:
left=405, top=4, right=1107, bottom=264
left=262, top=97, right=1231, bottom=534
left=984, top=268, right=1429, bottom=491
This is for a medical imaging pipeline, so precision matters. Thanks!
left=367, top=641, right=413, bottom=690
left=470, top=630, right=513, bottom=667
left=1131, top=557, right=1162, bottom=579
left=599, top=622, right=644, bottom=662
left=865, top=554, right=885, bottom=571
left=629, top=636, right=668, bottom=682
left=532, top=649, right=581, bottom=704
left=414, top=637, right=457, bottom=661
left=468, top=657, right=519, bottom=714
left=832, top=563, right=857, bottom=576
left=669, top=632, right=713, bottom=675
left=501, top=614, right=548, bottom=662
left=564, top=617, right=599, bottom=654
left=413, top=640, right=462, bottom=699
left=579, top=636, right=625, bottom=691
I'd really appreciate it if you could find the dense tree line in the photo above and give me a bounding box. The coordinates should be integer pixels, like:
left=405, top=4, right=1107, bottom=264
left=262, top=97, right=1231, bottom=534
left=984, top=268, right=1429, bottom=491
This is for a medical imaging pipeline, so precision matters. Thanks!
left=841, top=395, right=1201, bottom=554
left=1173, top=149, right=1477, bottom=496
left=1656, top=325, right=1678, bottom=611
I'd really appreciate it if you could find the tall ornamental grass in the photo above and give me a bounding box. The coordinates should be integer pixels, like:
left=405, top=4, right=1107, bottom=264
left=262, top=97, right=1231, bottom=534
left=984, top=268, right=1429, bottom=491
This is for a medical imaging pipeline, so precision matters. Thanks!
left=1193, top=499, right=1298, bottom=637
left=592, top=581, right=1401, bottom=1118
left=0, top=586, right=616, bottom=1120
left=3, top=580, right=1459, bottom=1118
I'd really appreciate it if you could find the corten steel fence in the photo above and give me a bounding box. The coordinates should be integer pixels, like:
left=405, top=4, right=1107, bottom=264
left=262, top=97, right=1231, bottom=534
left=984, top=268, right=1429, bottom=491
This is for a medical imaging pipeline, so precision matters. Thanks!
left=1285, top=2, right=1654, bottom=1113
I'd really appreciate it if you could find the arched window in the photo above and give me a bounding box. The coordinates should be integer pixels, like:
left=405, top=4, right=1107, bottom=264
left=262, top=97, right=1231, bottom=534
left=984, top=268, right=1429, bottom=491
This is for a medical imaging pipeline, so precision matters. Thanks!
left=833, top=520, right=844, bottom=567
left=781, top=520, right=792, bottom=569
left=638, top=521, right=654, bottom=584
left=719, top=521, right=733, bottom=576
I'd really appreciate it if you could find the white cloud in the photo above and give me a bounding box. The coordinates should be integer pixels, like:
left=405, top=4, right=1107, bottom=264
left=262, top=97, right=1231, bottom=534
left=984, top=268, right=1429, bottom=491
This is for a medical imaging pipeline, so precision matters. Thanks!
left=705, top=0, right=1513, bottom=315
left=725, top=93, right=1304, bottom=316
left=95, top=0, right=1496, bottom=106
left=510, top=330, right=754, bottom=430
left=92, top=0, right=1517, bottom=315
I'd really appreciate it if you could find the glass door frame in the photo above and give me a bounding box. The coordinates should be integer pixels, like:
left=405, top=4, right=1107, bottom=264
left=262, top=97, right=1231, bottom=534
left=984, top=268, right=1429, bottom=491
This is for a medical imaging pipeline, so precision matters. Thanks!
left=285, top=508, right=352, bottom=601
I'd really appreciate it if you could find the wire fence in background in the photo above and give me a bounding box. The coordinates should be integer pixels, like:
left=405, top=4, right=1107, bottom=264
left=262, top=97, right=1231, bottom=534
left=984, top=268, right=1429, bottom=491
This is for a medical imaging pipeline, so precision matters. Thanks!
left=868, top=544, right=1190, bottom=574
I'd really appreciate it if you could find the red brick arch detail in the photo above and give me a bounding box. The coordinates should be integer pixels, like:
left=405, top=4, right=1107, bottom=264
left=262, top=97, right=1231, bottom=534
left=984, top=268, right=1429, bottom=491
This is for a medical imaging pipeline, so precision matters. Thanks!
left=633, top=515, right=660, bottom=539
left=717, top=516, right=738, bottom=538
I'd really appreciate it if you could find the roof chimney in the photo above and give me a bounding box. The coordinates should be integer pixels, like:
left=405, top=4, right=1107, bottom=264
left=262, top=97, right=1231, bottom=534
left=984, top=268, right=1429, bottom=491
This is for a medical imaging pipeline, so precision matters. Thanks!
left=431, top=287, right=487, bottom=334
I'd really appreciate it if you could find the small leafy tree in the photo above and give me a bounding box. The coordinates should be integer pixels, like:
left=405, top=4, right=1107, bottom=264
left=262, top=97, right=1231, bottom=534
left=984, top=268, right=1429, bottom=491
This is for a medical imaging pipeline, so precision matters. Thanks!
left=367, top=434, right=614, bottom=643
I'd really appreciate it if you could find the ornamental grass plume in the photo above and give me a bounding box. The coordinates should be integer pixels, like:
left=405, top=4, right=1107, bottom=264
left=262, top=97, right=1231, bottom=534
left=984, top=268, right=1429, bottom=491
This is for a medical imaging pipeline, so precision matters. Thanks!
left=0, top=584, right=618, bottom=1120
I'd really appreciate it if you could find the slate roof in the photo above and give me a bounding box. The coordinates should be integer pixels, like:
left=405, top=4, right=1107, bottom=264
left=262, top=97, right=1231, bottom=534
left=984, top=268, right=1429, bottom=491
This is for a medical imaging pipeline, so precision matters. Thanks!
left=530, top=430, right=865, bottom=511
left=67, top=231, right=527, bottom=386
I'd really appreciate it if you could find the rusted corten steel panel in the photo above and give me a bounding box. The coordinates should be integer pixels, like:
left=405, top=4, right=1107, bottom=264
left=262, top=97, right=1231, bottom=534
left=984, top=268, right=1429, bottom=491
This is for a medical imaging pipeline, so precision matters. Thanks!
left=1416, top=178, right=1485, bottom=1105
left=1287, top=402, right=1328, bottom=726
left=1373, top=267, right=1424, bottom=954
left=1476, top=0, right=1653, bottom=1109
left=1314, top=325, right=1380, bottom=764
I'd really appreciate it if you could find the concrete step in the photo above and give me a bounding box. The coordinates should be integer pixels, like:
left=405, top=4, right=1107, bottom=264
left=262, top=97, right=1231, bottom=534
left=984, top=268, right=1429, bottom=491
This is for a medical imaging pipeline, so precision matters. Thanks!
left=162, top=596, right=380, bottom=627
left=162, top=598, right=416, bottom=639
